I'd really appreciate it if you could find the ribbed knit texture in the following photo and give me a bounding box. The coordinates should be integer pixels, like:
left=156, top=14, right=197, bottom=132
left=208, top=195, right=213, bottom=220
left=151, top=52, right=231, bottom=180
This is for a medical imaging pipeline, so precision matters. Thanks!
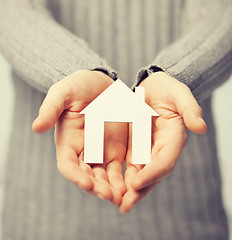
left=0, top=0, right=231, bottom=239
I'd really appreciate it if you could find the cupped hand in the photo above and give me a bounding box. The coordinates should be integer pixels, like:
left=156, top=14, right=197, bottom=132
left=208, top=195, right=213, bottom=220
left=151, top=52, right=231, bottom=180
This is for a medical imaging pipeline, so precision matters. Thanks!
left=119, top=71, right=207, bottom=213
left=32, top=70, right=127, bottom=205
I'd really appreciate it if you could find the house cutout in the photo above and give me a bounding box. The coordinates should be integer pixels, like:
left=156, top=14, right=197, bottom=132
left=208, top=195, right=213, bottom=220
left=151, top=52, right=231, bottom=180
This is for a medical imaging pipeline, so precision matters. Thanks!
left=80, top=79, right=159, bottom=164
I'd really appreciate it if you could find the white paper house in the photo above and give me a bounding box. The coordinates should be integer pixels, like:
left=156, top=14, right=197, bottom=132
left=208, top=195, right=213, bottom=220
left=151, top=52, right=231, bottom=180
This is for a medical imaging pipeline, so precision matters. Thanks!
left=80, top=79, right=158, bottom=164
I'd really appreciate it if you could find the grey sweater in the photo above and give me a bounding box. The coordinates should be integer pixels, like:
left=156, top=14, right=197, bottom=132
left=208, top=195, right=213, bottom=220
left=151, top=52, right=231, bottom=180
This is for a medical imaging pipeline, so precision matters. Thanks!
left=0, top=0, right=232, bottom=239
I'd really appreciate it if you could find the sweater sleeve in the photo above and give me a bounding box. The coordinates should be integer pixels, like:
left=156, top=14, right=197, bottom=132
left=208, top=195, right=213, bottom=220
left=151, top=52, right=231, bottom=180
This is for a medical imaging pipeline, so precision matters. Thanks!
left=0, top=0, right=118, bottom=93
left=136, top=0, right=232, bottom=102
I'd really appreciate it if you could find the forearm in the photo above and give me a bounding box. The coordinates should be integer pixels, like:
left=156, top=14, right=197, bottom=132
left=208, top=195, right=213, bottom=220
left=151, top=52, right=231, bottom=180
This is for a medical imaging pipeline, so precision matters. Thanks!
left=136, top=1, right=232, bottom=102
left=0, top=0, right=117, bottom=93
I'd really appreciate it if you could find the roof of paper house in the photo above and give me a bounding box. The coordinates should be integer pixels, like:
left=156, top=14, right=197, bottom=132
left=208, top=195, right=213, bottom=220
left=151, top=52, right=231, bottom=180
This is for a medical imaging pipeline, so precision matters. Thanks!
left=80, top=79, right=158, bottom=116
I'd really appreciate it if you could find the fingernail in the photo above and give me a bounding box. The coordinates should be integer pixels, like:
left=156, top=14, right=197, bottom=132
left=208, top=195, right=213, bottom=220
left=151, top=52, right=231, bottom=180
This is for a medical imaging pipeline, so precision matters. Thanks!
left=119, top=208, right=129, bottom=214
left=198, top=117, right=205, bottom=123
left=79, top=183, right=85, bottom=189
left=97, top=193, right=105, bottom=200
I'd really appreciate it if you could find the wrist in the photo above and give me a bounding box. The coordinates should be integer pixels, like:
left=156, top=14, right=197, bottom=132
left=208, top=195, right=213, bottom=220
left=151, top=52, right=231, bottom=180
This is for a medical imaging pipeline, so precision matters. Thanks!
left=136, top=65, right=164, bottom=86
left=92, top=70, right=115, bottom=84
left=139, top=71, right=171, bottom=87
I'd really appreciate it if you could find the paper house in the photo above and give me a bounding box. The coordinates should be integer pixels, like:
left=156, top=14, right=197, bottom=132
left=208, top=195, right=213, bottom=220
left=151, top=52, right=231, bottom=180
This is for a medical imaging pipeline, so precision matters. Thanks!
left=80, top=79, right=158, bottom=164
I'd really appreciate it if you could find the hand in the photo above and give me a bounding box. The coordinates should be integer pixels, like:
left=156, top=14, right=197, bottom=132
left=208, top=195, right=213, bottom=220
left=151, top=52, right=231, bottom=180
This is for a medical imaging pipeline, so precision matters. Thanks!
left=119, top=71, right=207, bottom=213
left=32, top=70, right=127, bottom=205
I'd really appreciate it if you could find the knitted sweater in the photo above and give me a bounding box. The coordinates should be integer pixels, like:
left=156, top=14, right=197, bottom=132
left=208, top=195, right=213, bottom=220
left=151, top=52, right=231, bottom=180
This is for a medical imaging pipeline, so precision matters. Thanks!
left=0, top=0, right=231, bottom=239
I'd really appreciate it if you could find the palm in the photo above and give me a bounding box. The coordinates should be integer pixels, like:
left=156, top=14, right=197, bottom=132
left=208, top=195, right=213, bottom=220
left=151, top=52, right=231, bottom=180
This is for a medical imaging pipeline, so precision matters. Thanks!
left=119, top=72, right=206, bottom=213
left=56, top=112, right=127, bottom=204
left=149, top=103, right=187, bottom=180
left=120, top=105, right=186, bottom=212
left=33, top=70, right=127, bottom=205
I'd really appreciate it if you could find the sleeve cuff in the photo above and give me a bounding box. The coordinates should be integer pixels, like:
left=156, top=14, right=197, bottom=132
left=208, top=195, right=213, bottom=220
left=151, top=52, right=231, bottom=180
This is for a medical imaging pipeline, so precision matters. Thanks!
left=92, top=66, right=119, bottom=81
left=132, top=65, right=164, bottom=90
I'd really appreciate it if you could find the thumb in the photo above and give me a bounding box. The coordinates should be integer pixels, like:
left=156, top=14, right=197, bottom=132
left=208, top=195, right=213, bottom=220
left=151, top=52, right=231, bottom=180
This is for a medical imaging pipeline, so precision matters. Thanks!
left=32, top=82, right=69, bottom=133
left=175, top=84, right=207, bottom=134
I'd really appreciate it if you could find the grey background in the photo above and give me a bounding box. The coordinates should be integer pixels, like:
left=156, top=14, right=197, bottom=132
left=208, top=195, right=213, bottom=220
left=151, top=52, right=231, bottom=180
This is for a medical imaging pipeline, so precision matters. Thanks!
left=0, top=53, right=231, bottom=239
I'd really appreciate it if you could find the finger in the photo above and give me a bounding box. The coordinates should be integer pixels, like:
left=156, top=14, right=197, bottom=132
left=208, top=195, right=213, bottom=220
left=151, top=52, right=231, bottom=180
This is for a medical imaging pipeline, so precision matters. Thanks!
left=106, top=161, right=126, bottom=195
left=92, top=165, right=113, bottom=201
left=125, top=124, right=144, bottom=177
left=80, top=163, right=122, bottom=205
left=80, top=173, right=116, bottom=203
left=110, top=187, right=123, bottom=206
left=118, top=165, right=139, bottom=213
left=104, top=122, right=128, bottom=194
left=119, top=190, right=139, bottom=214
left=79, top=158, right=95, bottom=177
left=56, top=145, right=93, bottom=191
left=174, top=84, right=207, bottom=134
left=32, top=81, right=71, bottom=133
left=123, top=125, right=143, bottom=193
left=79, top=148, right=115, bottom=202
left=120, top=127, right=157, bottom=213
left=119, top=182, right=159, bottom=214
left=125, top=123, right=133, bottom=165
left=131, top=135, right=184, bottom=190
left=124, top=165, right=138, bottom=189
